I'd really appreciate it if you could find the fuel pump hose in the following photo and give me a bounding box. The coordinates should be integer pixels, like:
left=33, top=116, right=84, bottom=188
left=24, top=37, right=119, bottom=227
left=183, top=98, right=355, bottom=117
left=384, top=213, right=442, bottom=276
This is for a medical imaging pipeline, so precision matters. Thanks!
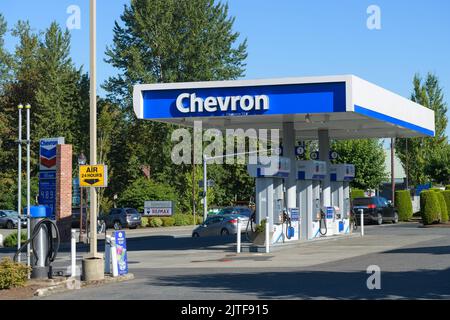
left=319, top=209, right=327, bottom=236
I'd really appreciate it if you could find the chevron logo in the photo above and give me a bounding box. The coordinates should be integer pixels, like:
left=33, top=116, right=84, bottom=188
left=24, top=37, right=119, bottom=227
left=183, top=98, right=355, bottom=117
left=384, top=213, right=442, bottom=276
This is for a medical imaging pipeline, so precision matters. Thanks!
left=39, top=138, right=64, bottom=171
left=40, top=156, right=57, bottom=168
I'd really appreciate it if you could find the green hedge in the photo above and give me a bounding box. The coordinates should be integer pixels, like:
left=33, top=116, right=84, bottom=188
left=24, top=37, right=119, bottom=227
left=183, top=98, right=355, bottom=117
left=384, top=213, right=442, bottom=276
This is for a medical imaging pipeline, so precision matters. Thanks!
left=436, top=192, right=447, bottom=223
left=2, top=232, right=27, bottom=248
left=439, top=191, right=450, bottom=223
left=420, top=191, right=441, bottom=225
left=161, top=217, right=175, bottom=227
left=395, top=190, right=413, bottom=221
left=140, top=215, right=202, bottom=227
left=173, top=214, right=191, bottom=226
left=0, top=257, right=31, bottom=290
left=351, top=189, right=365, bottom=199
left=148, top=217, right=163, bottom=228
left=445, top=185, right=450, bottom=191
left=141, top=217, right=149, bottom=228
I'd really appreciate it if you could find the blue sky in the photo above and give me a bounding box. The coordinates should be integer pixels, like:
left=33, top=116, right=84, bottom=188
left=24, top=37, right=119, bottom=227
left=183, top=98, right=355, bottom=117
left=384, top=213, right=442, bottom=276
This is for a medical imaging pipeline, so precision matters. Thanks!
left=1, top=0, right=450, bottom=139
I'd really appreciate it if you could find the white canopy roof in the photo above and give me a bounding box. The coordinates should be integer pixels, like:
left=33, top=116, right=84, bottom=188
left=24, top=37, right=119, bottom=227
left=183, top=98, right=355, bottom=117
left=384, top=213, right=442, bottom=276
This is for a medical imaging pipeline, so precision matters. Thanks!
left=133, top=75, right=435, bottom=139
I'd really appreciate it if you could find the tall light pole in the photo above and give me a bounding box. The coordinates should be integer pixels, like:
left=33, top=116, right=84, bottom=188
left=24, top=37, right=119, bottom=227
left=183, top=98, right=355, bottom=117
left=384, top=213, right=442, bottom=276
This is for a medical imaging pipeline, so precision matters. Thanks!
left=17, top=104, right=23, bottom=262
left=25, top=103, right=31, bottom=271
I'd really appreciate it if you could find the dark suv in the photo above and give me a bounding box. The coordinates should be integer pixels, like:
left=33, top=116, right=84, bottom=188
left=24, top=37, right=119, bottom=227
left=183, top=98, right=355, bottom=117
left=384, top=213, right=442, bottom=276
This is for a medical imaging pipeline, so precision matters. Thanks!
left=100, top=208, right=142, bottom=230
left=352, top=197, right=399, bottom=225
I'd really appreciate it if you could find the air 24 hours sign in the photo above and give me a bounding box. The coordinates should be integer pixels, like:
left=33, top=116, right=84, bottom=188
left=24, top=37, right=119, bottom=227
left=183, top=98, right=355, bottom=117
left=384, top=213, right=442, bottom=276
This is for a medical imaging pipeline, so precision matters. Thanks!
left=79, top=165, right=108, bottom=187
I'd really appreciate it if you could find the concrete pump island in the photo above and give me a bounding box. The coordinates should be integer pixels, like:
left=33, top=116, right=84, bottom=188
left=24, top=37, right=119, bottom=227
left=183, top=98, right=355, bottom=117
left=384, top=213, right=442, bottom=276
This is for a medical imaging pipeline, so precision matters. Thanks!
left=133, top=75, right=435, bottom=247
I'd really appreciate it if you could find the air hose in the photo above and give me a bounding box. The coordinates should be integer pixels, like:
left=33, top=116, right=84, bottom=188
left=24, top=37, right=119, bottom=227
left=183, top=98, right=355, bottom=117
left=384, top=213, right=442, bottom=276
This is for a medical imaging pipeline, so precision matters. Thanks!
left=13, top=218, right=60, bottom=269
left=319, top=209, right=327, bottom=236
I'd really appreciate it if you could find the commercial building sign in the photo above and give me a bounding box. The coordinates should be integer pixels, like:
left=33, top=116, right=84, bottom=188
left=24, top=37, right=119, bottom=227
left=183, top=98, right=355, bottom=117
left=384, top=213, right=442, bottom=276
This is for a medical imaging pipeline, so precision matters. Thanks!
left=139, top=82, right=346, bottom=119
left=143, top=201, right=174, bottom=216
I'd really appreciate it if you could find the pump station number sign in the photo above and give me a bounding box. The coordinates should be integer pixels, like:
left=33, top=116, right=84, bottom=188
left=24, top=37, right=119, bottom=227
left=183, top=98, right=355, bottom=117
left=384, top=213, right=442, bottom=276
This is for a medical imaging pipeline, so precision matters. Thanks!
left=79, top=165, right=108, bottom=188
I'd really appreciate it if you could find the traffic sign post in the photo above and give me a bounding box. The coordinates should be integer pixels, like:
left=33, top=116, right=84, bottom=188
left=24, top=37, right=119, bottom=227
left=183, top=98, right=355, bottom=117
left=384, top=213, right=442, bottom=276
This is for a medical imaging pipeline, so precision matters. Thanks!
left=79, top=165, right=108, bottom=188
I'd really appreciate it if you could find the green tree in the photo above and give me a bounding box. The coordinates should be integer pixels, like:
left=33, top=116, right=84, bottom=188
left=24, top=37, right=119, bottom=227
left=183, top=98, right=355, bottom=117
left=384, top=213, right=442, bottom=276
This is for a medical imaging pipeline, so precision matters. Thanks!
left=332, top=139, right=387, bottom=189
left=396, top=73, right=448, bottom=186
left=118, top=177, right=179, bottom=212
left=103, top=0, right=248, bottom=209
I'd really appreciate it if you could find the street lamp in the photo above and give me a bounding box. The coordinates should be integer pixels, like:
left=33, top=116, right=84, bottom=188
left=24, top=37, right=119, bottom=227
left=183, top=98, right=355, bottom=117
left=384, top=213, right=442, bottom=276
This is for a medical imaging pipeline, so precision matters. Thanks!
left=78, top=153, right=86, bottom=242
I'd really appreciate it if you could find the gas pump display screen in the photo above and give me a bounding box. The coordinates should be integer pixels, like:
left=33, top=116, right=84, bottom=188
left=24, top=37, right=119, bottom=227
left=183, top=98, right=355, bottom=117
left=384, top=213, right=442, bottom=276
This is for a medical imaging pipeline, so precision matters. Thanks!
left=290, top=208, right=300, bottom=221
left=326, top=207, right=334, bottom=219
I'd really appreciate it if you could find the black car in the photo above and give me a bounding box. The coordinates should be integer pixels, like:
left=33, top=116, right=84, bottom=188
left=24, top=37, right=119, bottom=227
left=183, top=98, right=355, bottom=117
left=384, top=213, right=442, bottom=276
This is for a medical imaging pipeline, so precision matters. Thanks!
left=352, top=197, right=399, bottom=225
left=71, top=207, right=88, bottom=229
left=99, top=208, right=142, bottom=230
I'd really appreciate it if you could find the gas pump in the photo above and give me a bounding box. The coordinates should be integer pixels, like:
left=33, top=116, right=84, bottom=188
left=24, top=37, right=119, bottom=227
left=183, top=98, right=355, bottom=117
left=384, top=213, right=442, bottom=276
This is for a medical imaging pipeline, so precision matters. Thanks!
left=296, top=160, right=327, bottom=240
left=330, top=164, right=355, bottom=234
left=247, top=157, right=290, bottom=243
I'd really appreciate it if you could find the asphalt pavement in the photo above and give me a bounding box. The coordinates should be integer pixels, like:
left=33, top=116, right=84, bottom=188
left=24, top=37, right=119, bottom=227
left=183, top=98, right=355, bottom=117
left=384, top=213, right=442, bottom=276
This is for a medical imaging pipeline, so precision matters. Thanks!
left=15, top=222, right=449, bottom=300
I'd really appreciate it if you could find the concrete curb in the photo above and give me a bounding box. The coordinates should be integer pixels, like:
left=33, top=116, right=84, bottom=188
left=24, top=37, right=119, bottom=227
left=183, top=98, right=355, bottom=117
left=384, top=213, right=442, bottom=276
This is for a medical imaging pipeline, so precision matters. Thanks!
left=34, top=273, right=135, bottom=298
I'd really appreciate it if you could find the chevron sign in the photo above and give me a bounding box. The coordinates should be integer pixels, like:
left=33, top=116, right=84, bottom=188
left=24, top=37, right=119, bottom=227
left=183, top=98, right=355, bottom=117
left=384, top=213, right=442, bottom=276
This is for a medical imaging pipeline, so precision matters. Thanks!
left=39, top=137, right=64, bottom=171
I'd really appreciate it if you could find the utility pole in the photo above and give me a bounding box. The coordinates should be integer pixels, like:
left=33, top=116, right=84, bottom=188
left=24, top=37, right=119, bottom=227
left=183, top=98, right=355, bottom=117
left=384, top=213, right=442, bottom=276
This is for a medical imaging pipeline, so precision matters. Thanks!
left=17, top=104, right=23, bottom=262
left=203, top=155, right=207, bottom=222
left=25, top=103, right=31, bottom=271
left=89, top=0, right=98, bottom=257
left=82, top=0, right=103, bottom=282
left=391, top=137, right=395, bottom=205
left=192, top=137, right=196, bottom=224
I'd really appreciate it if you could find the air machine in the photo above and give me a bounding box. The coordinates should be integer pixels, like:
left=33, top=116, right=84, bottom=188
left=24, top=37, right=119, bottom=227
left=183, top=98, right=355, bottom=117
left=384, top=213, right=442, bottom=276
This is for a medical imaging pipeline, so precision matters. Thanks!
left=296, top=160, right=327, bottom=240
left=247, top=157, right=291, bottom=243
left=330, top=164, right=355, bottom=234
left=14, top=205, right=60, bottom=279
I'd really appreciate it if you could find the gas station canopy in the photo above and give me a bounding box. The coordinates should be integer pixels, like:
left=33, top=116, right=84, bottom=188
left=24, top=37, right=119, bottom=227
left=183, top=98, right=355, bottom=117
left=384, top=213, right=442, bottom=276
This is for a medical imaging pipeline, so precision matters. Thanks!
left=133, top=75, right=435, bottom=139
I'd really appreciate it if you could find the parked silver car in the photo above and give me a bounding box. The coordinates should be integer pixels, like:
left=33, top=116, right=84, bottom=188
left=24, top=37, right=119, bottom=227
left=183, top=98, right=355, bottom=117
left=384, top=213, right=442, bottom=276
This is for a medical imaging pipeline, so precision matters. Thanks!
left=192, top=214, right=249, bottom=237
left=0, top=210, right=27, bottom=229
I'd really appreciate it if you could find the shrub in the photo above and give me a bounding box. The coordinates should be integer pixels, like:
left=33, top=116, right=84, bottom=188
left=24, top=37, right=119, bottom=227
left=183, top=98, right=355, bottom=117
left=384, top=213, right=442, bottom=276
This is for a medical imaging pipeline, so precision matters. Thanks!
left=161, top=217, right=175, bottom=227
left=0, top=257, right=31, bottom=290
left=436, top=191, right=448, bottom=222
left=395, top=190, right=413, bottom=221
left=195, top=216, right=203, bottom=225
left=148, top=217, right=163, bottom=228
left=441, top=191, right=450, bottom=223
left=255, top=219, right=267, bottom=234
left=446, top=185, right=450, bottom=191
left=3, top=232, right=27, bottom=248
left=173, top=214, right=191, bottom=226
left=351, top=189, right=365, bottom=199
left=420, top=191, right=441, bottom=225
left=141, top=217, right=149, bottom=228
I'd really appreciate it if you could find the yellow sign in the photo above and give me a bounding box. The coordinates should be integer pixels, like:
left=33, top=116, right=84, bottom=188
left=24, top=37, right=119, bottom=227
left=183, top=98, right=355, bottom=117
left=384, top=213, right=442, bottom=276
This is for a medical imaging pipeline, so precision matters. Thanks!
left=79, top=165, right=108, bottom=188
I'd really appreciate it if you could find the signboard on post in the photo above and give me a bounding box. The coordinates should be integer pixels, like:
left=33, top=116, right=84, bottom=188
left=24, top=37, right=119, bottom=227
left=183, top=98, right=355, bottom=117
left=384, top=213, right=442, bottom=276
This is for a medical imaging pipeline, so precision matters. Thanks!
left=79, top=165, right=108, bottom=187
left=113, top=231, right=128, bottom=275
left=38, top=138, right=64, bottom=217
left=143, top=201, right=174, bottom=216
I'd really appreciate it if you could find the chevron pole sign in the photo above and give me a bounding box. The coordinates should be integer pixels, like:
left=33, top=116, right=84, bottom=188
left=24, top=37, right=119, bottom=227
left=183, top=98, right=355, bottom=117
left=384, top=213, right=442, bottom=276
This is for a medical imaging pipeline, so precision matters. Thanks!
left=38, top=137, right=64, bottom=218
left=39, top=137, right=65, bottom=171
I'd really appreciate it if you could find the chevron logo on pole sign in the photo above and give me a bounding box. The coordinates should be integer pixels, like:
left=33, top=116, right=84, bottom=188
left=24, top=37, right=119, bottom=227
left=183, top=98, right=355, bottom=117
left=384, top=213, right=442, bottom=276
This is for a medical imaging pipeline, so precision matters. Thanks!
left=39, top=137, right=64, bottom=171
